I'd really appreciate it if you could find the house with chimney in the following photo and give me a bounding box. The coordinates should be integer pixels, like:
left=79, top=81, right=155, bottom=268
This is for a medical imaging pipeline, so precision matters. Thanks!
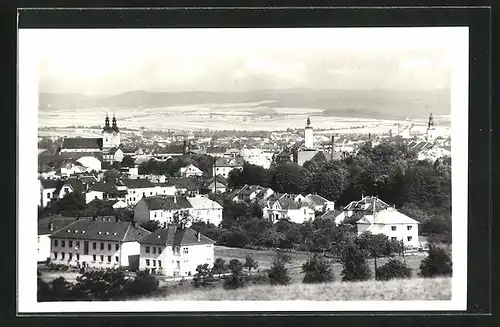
left=179, top=164, right=203, bottom=177
left=139, top=226, right=215, bottom=277
left=85, top=182, right=127, bottom=204
left=333, top=195, right=391, bottom=225
left=49, top=217, right=151, bottom=270
left=302, top=194, right=336, bottom=214
left=230, top=184, right=274, bottom=203
left=133, top=195, right=193, bottom=226
left=102, top=147, right=124, bottom=164
left=212, top=157, right=244, bottom=179
left=56, top=176, right=87, bottom=199
left=186, top=196, right=223, bottom=227
left=39, top=179, right=63, bottom=208
left=38, top=215, right=78, bottom=262
left=262, top=193, right=315, bottom=224
left=120, top=178, right=157, bottom=206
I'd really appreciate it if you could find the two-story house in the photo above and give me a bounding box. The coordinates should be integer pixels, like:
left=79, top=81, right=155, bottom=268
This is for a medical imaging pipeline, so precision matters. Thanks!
left=38, top=215, right=78, bottom=262
left=356, top=207, right=420, bottom=249
left=212, top=157, right=244, bottom=179
left=39, top=179, right=62, bottom=208
left=49, top=217, right=151, bottom=270
left=121, top=178, right=156, bottom=206
left=134, top=195, right=193, bottom=226
left=333, top=195, right=390, bottom=225
left=139, top=226, right=215, bottom=277
left=85, top=182, right=127, bottom=204
left=262, top=194, right=315, bottom=224
left=302, top=194, right=336, bottom=214
left=231, top=184, right=274, bottom=203
left=186, top=196, right=223, bottom=227
left=179, top=164, right=203, bottom=177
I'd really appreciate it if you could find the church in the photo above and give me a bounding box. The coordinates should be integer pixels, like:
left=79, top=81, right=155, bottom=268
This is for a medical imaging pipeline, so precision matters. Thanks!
left=59, top=114, right=121, bottom=154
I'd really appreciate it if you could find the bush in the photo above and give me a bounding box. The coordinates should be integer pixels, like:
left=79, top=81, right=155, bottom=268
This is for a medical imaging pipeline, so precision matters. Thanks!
left=192, top=264, right=216, bottom=288
left=375, top=259, right=412, bottom=281
left=302, top=254, right=335, bottom=284
left=223, top=259, right=245, bottom=290
left=243, top=255, right=259, bottom=274
left=73, top=268, right=127, bottom=300
left=419, top=245, right=452, bottom=277
left=125, top=271, right=159, bottom=295
left=268, top=251, right=292, bottom=285
left=339, top=243, right=372, bottom=282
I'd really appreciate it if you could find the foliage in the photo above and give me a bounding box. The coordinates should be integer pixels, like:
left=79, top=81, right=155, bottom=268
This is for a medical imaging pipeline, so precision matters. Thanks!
left=42, top=192, right=86, bottom=217
left=339, top=242, right=372, bottom=282
left=103, top=168, right=121, bottom=182
left=419, top=245, right=453, bottom=278
left=270, top=163, right=311, bottom=194
left=302, top=254, right=335, bottom=284
left=224, top=259, right=245, bottom=290
left=354, top=232, right=401, bottom=279
left=243, top=255, right=259, bottom=274
left=72, top=268, right=127, bottom=299
left=121, top=155, right=136, bottom=167
left=192, top=264, right=216, bottom=288
left=124, top=271, right=159, bottom=295
left=375, top=259, right=412, bottom=281
left=228, top=162, right=273, bottom=188
left=268, top=251, right=292, bottom=285
left=211, top=257, right=228, bottom=279
left=140, top=220, right=162, bottom=232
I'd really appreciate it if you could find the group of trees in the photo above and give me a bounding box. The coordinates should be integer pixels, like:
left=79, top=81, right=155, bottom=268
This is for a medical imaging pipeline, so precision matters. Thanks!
left=138, top=154, right=216, bottom=177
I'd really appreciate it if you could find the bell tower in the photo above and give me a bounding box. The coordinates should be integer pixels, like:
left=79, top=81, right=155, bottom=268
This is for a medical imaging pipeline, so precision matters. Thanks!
left=102, top=114, right=120, bottom=149
left=426, top=113, right=436, bottom=142
left=304, top=116, right=314, bottom=149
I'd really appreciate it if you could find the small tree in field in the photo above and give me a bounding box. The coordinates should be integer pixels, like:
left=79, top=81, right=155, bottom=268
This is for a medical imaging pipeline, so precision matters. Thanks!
left=268, top=250, right=292, bottom=285
left=302, top=254, right=335, bottom=284
left=224, top=259, right=245, bottom=290
left=339, top=242, right=372, bottom=282
left=376, top=258, right=412, bottom=281
left=243, top=255, right=259, bottom=274
left=419, top=245, right=452, bottom=277
left=192, top=263, right=216, bottom=288
left=211, top=257, right=227, bottom=279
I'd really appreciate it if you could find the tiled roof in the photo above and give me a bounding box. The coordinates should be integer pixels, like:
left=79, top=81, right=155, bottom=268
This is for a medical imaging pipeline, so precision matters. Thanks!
left=276, top=197, right=299, bottom=210
left=306, top=194, right=331, bottom=206
left=142, top=196, right=193, bottom=211
left=320, top=209, right=343, bottom=220
left=40, top=179, right=61, bottom=190
left=343, top=196, right=390, bottom=212
left=121, top=178, right=154, bottom=189
left=60, top=178, right=86, bottom=194
left=206, top=147, right=227, bottom=154
left=140, top=226, right=215, bottom=246
left=155, top=144, right=185, bottom=154
left=38, top=216, right=79, bottom=235
left=105, top=147, right=120, bottom=155
left=214, top=157, right=244, bottom=167
left=357, top=207, right=419, bottom=225
left=78, top=175, right=98, bottom=184
left=187, top=196, right=222, bottom=210
left=62, top=138, right=103, bottom=150
left=49, top=219, right=151, bottom=242
left=88, top=182, right=120, bottom=194
left=170, top=177, right=203, bottom=191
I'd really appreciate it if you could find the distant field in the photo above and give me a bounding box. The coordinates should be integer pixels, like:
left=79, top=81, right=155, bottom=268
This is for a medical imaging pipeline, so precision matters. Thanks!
left=148, top=277, right=451, bottom=301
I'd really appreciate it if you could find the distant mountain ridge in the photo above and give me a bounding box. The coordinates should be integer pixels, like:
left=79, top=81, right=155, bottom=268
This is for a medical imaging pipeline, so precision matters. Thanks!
left=39, top=88, right=450, bottom=120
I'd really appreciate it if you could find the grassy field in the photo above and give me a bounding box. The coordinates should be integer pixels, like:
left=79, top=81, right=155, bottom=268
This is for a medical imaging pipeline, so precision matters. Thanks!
left=214, top=246, right=427, bottom=283
left=148, top=277, right=451, bottom=301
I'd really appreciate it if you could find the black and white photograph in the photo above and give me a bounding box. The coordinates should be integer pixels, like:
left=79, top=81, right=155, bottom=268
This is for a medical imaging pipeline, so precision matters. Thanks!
left=18, top=25, right=469, bottom=312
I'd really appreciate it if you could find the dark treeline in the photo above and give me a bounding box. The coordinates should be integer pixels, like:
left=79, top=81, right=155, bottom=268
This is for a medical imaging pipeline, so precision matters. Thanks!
left=138, top=154, right=216, bottom=177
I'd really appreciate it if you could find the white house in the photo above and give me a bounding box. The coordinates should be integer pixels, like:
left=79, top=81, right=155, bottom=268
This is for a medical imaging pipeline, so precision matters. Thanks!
left=231, top=184, right=274, bottom=203
left=262, top=194, right=315, bottom=224
left=356, top=207, right=420, bottom=249
left=76, top=156, right=102, bottom=172
left=139, top=226, right=215, bottom=277
left=120, top=178, right=157, bottom=206
left=103, top=147, right=124, bottom=164
left=303, top=194, right=336, bottom=213
left=84, top=182, right=127, bottom=204
left=49, top=217, right=151, bottom=269
left=179, top=164, right=203, bottom=177
left=204, top=180, right=227, bottom=194
left=56, top=177, right=86, bottom=199
left=212, top=157, right=244, bottom=179
left=38, top=216, right=78, bottom=262
left=39, top=179, right=61, bottom=208
left=240, top=148, right=273, bottom=169
left=133, top=196, right=193, bottom=226
left=334, top=195, right=390, bottom=225
left=186, top=196, right=223, bottom=226
left=60, top=161, right=87, bottom=177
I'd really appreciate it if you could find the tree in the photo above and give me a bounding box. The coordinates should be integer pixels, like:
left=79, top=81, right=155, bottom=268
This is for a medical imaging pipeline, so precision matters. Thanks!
left=211, top=257, right=227, bottom=279
left=419, top=245, right=452, bottom=277
left=355, top=232, right=398, bottom=279
left=103, top=168, right=121, bottom=183
left=171, top=210, right=191, bottom=227
left=243, top=255, right=259, bottom=274
left=44, top=192, right=86, bottom=217
left=268, top=250, right=292, bottom=285
left=73, top=268, right=127, bottom=300
left=376, top=259, right=412, bottom=281
left=140, top=220, right=162, bottom=232
left=121, top=155, right=136, bottom=168
left=192, top=263, right=216, bottom=288
left=270, top=163, right=311, bottom=194
left=302, top=254, right=335, bottom=284
left=124, top=271, right=159, bottom=295
left=339, top=242, right=372, bottom=282
left=224, top=259, right=245, bottom=290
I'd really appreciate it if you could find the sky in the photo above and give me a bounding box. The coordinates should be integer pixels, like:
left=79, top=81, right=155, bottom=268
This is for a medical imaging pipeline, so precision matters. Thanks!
left=30, top=27, right=464, bottom=95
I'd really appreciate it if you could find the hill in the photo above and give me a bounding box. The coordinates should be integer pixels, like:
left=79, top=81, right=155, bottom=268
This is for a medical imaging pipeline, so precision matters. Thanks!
left=143, top=277, right=451, bottom=301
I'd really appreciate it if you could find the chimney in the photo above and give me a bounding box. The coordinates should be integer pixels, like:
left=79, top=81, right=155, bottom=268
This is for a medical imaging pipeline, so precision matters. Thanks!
left=197, top=229, right=201, bottom=242
left=49, top=221, right=54, bottom=232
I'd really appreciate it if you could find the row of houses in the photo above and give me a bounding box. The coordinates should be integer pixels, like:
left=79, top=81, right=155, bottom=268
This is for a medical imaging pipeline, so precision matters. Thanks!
left=38, top=216, right=215, bottom=277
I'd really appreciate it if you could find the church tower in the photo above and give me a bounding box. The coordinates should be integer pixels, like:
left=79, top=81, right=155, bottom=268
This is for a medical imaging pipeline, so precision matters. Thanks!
left=304, top=116, right=314, bottom=149
left=102, top=114, right=120, bottom=149
left=426, top=113, right=436, bottom=142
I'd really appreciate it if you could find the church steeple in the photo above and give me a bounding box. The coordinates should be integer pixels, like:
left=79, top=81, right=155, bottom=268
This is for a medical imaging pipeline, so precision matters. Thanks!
left=428, top=113, right=434, bottom=128
left=103, top=114, right=112, bottom=133
left=111, top=113, right=119, bottom=132
left=306, top=116, right=311, bottom=127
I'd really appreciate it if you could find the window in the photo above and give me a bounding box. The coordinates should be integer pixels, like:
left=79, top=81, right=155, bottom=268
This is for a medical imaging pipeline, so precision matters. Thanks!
left=391, top=226, right=397, bottom=231
left=76, top=254, right=80, bottom=260
left=54, top=239, right=58, bottom=247
left=157, top=247, right=161, bottom=254
left=76, top=241, right=80, bottom=248
left=47, top=193, right=50, bottom=199
left=146, top=246, right=150, bottom=253
left=69, top=241, right=73, bottom=248
left=61, top=240, right=66, bottom=247
left=153, top=247, right=156, bottom=254
left=93, top=254, right=96, bottom=261
left=153, top=260, right=156, bottom=267
left=61, top=252, right=65, bottom=259
left=407, top=226, right=412, bottom=230
left=146, top=259, right=150, bottom=266
left=150, top=192, right=153, bottom=195
left=108, top=243, right=112, bottom=251
left=69, top=253, right=73, bottom=260
left=391, top=237, right=397, bottom=241
left=93, top=242, right=96, bottom=250
left=115, top=244, right=119, bottom=251
left=183, top=247, right=189, bottom=255
left=154, top=212, right=157, bottom=218
left=107, top=256, right=111, bottom=263
left=158, top=260, right=162, bottom=267
left=407, top=236, right=413, bottom=242
left=53, top=252, right=57, bottom=259
left=100, top=243, right=104, bottom=250
left=115, top=256, right=119, bottom=262
left=100, top=255, right=104, bottom=262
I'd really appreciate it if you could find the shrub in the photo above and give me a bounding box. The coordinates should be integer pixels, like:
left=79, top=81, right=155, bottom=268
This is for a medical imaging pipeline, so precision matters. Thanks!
left=375, top=259, right=412, bottom=281
left=125, top=271, right=159, bottom=295
left=419, top=245, right=452, bottom=277
left=37, top=278, right=50, bottom=302
left=223, top=259, right=245, bottom=290
left=243, top=255, right=259, bottom=274
left=268, top=251, right=292, bottom=285
left=211, top=258, right=227, bottom=279
left=73, top=268, right=127, bottom=299
left=339, top=243, right=372, bottom=282
left=302, top=254, right=335, bottom=284
left=192, top=264, right=216, bottom=288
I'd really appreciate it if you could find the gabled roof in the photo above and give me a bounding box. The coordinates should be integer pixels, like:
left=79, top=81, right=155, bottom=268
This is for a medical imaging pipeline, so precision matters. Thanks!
left=59, top=178, right=86, bottom=194
left=105, top=147, right=122, bottom=155
left=169, top=177, right=203, bottom=191
left=155, top=143, right=185, bottom=155
left=49, top=219, right=151, bottom=242
left=214, top=157, right=244, bottom=167
left=78, top=175, right=98, bottom=184
left=88, top=182, right=121, bottom=194
left=140, top=226, right=215, bottom=246
left=206, top=146, right=227, bottom=154
left=320, top=209, right=343, bottom=220
left=343, top=196, right=390, bottom=213
left=142, top=196, right=193, bottom=211
left=306, top=194, right=333, bottom=206
left=356, top=207, right=420, bottom=225
left=38, top=215, right=79, bottom=235
left=276, top=197, right=299, bottom=210
left=187, top=196, right=223, bottom=210
left=62, top=138, right=103, bottom=150
left=121, top=178, right=154, bottom=189
left=40, top=179, right=61, bottom=190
